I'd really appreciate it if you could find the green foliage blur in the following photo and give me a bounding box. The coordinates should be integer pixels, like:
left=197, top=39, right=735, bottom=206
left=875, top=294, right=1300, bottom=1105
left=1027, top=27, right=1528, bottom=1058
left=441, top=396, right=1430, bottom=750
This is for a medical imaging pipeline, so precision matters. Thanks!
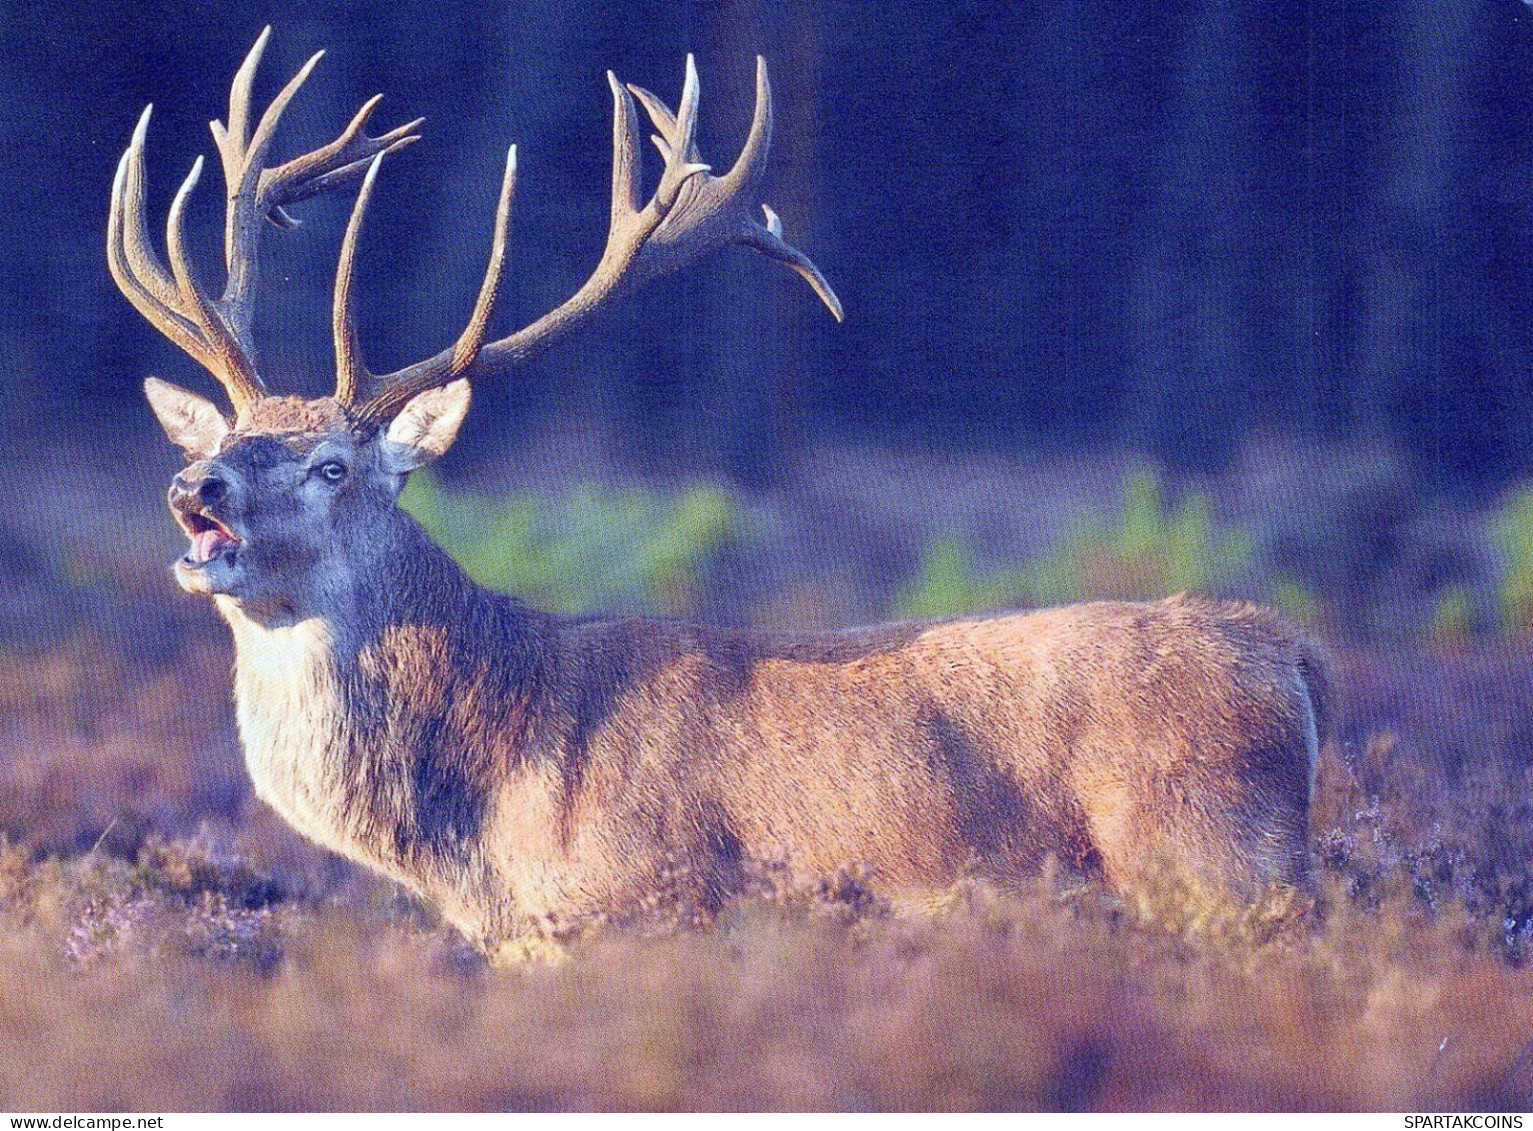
left=892, top=537, right=1028, bottom=620
left=1491, top=483, right=1533, bottom=637
left=1425, top=584, right=1477, bottom=650
left=1022, top=467, right=1253, bottom=605
left=399, top=471, right=745, bottom=615
left=895, top=466, right=1253, bottom=619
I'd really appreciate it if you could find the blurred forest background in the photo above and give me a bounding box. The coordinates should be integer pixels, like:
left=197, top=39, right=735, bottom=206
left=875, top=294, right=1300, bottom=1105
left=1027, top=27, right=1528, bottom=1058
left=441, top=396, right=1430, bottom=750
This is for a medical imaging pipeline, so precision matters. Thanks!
left=4, top=1, right=1533, bottom=1111
left=7, top=0, right=1533, bottom=483
left=5, top=0, right=1533, bottom=648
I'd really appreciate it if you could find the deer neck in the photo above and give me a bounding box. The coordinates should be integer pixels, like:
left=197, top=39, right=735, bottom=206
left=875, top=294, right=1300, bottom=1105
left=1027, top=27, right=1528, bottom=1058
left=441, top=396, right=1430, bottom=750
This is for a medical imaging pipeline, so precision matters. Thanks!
left=214, top=512, right=541, bottom=911
left=220, top=602, right=349, bottom=853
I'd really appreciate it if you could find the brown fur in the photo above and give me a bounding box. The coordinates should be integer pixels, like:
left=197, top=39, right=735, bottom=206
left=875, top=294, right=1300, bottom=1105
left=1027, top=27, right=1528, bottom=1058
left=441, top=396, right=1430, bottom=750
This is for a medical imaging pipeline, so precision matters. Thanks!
left=232, top=395, right=363, bottom=438
left=232, top=506, right=1327, bottom=947
left=142, top=384, right=1331, bottom=950
left=115, top=35, right=1329, bottom=949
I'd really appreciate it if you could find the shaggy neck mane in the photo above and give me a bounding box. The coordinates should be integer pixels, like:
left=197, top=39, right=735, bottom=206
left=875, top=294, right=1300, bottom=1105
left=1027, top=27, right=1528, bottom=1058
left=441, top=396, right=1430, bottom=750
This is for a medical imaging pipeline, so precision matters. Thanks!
left=217, top=510, right=549, bottom=933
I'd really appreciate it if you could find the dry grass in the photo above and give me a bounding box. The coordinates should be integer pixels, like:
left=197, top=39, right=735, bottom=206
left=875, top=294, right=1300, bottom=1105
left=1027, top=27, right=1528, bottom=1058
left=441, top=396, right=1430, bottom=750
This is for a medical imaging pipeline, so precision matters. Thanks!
left=1, top=629, right=1532, bottom=1111
left=0, top=840, right=1529, bottom=1111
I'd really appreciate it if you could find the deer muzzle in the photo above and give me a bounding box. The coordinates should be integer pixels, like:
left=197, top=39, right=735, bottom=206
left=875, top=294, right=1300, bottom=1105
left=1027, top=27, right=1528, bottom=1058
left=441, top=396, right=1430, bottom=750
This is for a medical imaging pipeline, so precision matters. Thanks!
left=169, top=469, right=244, bottom=585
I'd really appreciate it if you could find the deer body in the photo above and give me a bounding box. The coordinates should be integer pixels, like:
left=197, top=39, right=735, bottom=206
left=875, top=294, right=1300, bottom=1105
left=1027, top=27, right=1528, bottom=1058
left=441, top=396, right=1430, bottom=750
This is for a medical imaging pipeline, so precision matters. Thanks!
left=216, top=501, right=1325, bottom=946
left=111, top=31, right=1330, bottom=949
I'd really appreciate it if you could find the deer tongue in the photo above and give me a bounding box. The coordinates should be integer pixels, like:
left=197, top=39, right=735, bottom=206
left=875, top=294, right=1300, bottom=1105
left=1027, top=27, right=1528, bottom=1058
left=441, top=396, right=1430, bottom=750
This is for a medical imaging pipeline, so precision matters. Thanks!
left=190, top=527, right=237, bottom=564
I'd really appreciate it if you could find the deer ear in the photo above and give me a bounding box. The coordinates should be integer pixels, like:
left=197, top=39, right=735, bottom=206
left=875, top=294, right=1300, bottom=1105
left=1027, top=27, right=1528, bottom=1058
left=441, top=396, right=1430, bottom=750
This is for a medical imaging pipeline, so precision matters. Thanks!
left=144, top=378, right=230, bottom=459
left=382, top=379, right=472, bottom=473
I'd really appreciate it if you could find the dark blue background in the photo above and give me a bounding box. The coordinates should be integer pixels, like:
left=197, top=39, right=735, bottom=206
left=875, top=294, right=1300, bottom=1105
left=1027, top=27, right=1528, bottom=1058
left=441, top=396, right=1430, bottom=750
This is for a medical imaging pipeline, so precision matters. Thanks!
left=6, top=0, right=1533, bottom=493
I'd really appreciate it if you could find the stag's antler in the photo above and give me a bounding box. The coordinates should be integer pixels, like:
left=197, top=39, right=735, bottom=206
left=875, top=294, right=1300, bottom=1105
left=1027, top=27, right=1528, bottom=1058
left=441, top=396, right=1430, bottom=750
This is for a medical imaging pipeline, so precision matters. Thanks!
left=342, top=54, right=842, bottom=422
left=111, top=34, right=839, bottom=420
left=107, top=27, right=422, bottom=412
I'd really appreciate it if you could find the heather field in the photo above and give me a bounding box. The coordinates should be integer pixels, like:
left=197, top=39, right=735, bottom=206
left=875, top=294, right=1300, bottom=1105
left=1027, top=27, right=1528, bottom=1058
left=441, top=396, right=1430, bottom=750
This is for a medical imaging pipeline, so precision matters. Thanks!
left=8, top=1, right=1533, bottom=1113
left=1, top=444, right=1532, bottom=1111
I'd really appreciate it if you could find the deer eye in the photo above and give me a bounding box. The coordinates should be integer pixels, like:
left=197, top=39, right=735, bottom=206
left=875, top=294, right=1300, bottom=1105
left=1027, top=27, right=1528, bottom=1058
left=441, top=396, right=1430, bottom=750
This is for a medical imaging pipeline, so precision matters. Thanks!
left=314, top=460, right=348, bottom=483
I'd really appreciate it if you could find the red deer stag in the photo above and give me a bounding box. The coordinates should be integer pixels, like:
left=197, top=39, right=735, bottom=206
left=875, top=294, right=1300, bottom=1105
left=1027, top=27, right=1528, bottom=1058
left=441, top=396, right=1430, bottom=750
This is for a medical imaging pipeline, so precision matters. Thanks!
left=109, top=29, right=1329, bottom=953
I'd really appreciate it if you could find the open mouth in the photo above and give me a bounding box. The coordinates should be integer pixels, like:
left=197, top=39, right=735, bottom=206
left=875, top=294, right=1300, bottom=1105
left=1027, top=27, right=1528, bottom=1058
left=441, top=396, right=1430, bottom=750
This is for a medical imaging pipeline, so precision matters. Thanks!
left=176, top=508, right=242, bottom=566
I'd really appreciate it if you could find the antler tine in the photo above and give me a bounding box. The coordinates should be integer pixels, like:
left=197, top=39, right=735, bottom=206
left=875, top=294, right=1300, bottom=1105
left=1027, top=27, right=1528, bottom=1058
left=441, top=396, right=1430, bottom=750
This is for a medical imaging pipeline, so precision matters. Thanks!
left=355, top=55, right=840, bottom=423
left=262, top=98, right=424, bottom=226
left=722, top=55, right=773, bottom=193
left=115, top=107, right=178, bottom=310
left=111, top=112, right=194, bottom=326
left=333, top=154, right=384, bottom=406
left=625, top=88, right=678, bottom=163
left=675, top=56, right=701, bottom=159
left=723, top=57, right=841, bottom=319
left=212, top=25, right=269, bottom=210
left=608, top=71, right=643, bottom=225
left=164, top=155, right=267, bottom=406
left=625, top=54, right=704, bottom=160
left=108, top=107, right=210, bottom=367
left=449, top=145, right=518, bottom=376
left=109, top=27, right=425, bottom=415
left=333, top=146, right=515, bottom=409
left=742, top=205, right=845, bottom=322
left=627, top=57, right=712, bottom=212
left=225, top=26, right=270, bottom=171
left=165, top=156, right=217, bottom=335
left=215, top=45, right=325, bottom=325
left=108, top=105, right=265, bottom=408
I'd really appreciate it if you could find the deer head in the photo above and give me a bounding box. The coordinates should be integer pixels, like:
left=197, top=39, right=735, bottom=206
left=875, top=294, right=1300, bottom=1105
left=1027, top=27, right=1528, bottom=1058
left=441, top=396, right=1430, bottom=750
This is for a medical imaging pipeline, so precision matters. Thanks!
left=112, top=28, right=840, bottom=620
